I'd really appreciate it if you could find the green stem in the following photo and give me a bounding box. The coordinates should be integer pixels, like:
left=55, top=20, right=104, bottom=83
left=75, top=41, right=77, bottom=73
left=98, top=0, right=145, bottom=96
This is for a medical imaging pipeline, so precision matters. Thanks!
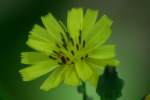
left=82, top=82, right=87, bottom=100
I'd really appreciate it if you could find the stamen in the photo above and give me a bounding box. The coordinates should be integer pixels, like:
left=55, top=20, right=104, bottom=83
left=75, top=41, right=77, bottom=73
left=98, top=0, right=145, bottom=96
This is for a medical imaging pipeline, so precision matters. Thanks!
left=56, top=43, right=61, bottom=48
left=71, top=50, right=75, bottom=56
left=65, top=32, right=70, bottom=40
left=85, top=54, right=88, bottom=58
left=63, top=44, right=68, bottom=50
left=49, top=55, right=57, bottom=60
left=66, top=57, right=70, bottom=61
left=60, top=33, right=64, bottom=38
left=62, top=38, right=66, bottom=45
left=76, top=44, right=79, bottom=50
left=58, top=62, right=63, bottom=65
left=70, top=37, right=74, bottom=46
left=81, top=56, right=84, bottom=60
left=79, top=30, right=82, bottom=44
left=60, top=56, right=67, bottom=64
left=83, top=40, right=86, bottom=48
left=61, top=33, right=67, bottom=47
left=53, top=50, right=59, bottom=55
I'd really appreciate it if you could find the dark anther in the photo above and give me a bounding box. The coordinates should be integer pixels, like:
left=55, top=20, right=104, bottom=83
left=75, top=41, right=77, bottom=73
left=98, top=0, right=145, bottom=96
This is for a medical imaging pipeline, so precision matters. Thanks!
left=83, top=40, right=86, bottom=48
left=63, top=44, right=68, bottom=50
left=81, top=57, right=84, bottom=60
left=60, top=56, right=67, bottom=64
left=58, top=62, right=63, bottom=65
left=60, top=33, right=67, bottom=46
left=53, top=50, right=59, bottom=55
left=60, top=33, right=64, bottom=38
left=70, top=37, right=74, bottom=46
left=49, top=55, right=57, bottom=60
left=76, top=44, right=79, bottom=50
left=56, top=43, right=61, bottom=48
left=85, top=54, right=88, bottom=58
left=79, top=30, right=82, bottom=44
left=66, top=57, right=70, bottom=61
left=62, top=38, right=66, bottom=44
left=65, top=32, right=70, bottom=40
left=71, top=50, right=75, bottom=56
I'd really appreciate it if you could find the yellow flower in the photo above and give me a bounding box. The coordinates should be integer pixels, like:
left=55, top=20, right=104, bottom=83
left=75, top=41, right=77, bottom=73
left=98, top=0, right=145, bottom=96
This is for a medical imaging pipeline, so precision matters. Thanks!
left=19, top=8, right=119, bottom=91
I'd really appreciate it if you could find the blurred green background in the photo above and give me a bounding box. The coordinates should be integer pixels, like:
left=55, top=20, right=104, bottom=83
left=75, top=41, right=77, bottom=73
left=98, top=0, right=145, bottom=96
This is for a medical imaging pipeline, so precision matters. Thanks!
left=0, top=0, right=150, bottom=100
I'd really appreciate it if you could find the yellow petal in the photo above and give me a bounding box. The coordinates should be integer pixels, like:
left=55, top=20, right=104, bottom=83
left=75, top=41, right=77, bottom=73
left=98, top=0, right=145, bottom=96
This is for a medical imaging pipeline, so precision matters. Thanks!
left=40, top=67, right=66, bottom=91
left=75, top=60, right=93, bottom=81
left=20, top=60, right=58, bottom=81
left=67, top=8, right=83, bottom=41
left=21, top=52, right=49, bottom=64
left=64, top=65, right=81, bottom=86
left=88, top=45, right=116, bottom=59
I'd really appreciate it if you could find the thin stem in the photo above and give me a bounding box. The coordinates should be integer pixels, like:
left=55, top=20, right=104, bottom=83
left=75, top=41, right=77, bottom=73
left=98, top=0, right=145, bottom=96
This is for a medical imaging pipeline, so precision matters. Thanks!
left=82, top=82, right=87, bottom=100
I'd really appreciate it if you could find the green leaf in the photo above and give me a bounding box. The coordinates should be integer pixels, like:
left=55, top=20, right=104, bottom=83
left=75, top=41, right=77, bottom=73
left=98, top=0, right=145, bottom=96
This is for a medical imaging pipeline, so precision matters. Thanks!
left=40, top=67, right=66, bottom=91
left=67, top=8, right=83, bottom=41
left=19, top=60, right=58, bottom=81
left=86, top=15, right=113, bottom=51
left=88, top=45, right=116, bottom=59
left=82, top=9, right=98, bottom=39
left=64, top=65, right=80, bottom=86
left=96, top=66, right=124, bottom=100
left=41, top=13, right=64, bottom=43
left=75, top=60, right=93, bottom=81
left=21, top=52, right=49, bottom=64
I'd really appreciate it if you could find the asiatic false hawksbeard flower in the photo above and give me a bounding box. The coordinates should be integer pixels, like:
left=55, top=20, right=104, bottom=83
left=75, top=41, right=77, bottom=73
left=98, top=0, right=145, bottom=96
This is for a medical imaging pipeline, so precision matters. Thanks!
left=19, top=8, right=119, bottom=91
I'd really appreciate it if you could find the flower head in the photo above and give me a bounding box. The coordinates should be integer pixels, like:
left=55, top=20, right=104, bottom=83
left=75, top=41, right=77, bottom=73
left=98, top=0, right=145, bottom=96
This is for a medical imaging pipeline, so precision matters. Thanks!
left=19, top=8, right=119, bottom=91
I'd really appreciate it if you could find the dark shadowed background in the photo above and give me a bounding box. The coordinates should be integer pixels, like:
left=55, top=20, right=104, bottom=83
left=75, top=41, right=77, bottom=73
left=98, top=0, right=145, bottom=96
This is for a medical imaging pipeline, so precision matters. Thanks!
left=0, top=0, right=150, bottom=100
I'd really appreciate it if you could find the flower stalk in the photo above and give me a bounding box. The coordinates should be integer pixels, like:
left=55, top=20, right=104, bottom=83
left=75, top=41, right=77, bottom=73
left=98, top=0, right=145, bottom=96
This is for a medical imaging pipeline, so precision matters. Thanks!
left=82, top=82, right=87, bottom=100
left=77, top=82, right=91, bottom=100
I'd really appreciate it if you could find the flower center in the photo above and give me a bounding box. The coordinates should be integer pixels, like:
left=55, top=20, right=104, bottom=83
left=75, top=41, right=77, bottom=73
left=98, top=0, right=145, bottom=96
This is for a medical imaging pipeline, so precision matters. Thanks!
left=49, top=30, right=88, bottom=65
